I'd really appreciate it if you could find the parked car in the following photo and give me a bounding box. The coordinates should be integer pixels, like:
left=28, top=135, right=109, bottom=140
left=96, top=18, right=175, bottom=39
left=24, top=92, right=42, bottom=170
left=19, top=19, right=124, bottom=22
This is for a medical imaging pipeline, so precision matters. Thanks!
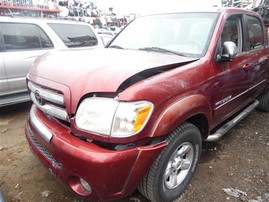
left=95, top=28, right=116, bottom=37
left=95, top=24, right=122, bottom=34
left=102, top=25, right=122, bottom=34
left=25, top=8, right=269, bottom=202
left=0, top=17, right=104, bottom=107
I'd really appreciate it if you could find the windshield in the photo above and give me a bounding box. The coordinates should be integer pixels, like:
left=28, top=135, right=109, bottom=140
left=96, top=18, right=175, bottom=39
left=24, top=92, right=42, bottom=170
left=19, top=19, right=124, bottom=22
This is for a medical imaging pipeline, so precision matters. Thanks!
left=109, top=12, right=217, bottom=57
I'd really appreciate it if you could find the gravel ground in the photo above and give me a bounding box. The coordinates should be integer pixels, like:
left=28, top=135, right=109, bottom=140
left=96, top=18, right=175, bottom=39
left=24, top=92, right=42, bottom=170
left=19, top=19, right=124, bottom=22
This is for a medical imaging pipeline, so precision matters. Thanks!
left=0, top=102, right=268, bottom=202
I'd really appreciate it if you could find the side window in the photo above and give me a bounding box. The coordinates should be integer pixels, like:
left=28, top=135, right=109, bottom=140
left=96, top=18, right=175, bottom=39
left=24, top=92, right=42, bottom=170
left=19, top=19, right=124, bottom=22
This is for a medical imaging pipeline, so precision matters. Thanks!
left=245, top=15, right=264, bottom=51
left=220, top=15, right=243, bottom=53
left=0, top=23, right=53, bottom=51
left=39, top=28, right=54, bottom=48
left=47, top=23, right=98, bottom=48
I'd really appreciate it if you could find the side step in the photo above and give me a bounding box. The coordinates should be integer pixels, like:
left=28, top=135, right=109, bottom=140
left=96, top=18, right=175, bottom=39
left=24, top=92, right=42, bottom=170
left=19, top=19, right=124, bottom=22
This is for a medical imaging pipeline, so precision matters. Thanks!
left=205, top=100, right=259, bottom=142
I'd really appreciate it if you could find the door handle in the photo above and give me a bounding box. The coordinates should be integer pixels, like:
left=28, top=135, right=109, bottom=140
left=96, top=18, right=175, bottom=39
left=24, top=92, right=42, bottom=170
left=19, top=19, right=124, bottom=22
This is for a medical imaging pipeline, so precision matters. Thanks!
left=243, top=64, right=250, bottom=70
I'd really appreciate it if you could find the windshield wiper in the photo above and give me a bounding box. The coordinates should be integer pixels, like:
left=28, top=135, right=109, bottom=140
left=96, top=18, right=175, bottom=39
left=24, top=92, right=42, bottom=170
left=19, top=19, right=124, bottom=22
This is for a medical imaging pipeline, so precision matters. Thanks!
left=139, top=47, right=187, bottom=57
left=109, top=45, right=124, bottom=49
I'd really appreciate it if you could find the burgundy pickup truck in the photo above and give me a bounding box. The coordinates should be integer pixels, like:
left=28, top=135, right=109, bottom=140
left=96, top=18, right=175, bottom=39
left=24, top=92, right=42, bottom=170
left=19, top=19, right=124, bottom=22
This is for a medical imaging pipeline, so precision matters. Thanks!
left=25, top=8, right=269, bottom=202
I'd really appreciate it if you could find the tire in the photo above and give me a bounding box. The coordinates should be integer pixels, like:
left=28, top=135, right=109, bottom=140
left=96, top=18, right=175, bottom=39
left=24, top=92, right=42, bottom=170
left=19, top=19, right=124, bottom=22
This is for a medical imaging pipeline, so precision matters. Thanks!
left=257, top=90, right=269, bottom=112
left=138, top=122, right=202, bottom=202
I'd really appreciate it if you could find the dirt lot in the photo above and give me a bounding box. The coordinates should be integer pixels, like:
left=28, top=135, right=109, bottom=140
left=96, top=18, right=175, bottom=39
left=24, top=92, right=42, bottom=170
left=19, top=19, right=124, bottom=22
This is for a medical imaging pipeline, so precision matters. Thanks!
left=0, top=102, right=268, bottom=202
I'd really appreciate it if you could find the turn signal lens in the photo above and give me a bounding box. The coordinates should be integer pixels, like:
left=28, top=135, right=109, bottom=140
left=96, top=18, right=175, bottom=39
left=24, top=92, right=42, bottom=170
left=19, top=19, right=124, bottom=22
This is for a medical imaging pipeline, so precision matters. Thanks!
left=112, top=101, right=153, bottom=137
left=134, top=105, right=152, bottom=133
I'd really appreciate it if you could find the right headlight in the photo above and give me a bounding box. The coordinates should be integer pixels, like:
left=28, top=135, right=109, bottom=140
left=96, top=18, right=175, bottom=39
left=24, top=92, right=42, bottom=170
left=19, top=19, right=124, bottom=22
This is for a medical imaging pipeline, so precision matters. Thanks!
left=75, top=97, right=154, bottom=137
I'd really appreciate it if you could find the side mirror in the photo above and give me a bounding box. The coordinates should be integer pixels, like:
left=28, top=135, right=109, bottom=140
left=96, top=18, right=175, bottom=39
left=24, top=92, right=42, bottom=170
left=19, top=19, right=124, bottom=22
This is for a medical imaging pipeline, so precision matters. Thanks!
left=217, top=41, right=238, bottom=62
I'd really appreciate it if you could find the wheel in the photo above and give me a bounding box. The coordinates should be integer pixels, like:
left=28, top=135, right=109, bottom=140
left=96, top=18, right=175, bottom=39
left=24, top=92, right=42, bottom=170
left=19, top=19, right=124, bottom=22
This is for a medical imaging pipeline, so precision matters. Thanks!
left=138, top=122, right=202, bottom=202
left=257, top=90, right=269, bottom=112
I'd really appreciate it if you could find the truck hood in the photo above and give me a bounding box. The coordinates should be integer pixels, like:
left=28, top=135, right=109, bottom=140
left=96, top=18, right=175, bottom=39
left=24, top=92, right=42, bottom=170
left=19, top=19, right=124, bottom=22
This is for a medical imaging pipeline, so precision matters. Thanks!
left=30, top=48, right=197, bottom=95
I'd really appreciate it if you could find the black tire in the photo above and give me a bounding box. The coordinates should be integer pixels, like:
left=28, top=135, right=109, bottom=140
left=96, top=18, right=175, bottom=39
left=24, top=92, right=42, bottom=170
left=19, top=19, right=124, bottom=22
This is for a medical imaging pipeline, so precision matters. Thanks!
left=138, top=122, right=202, bottom=202
left=257, top=90, right=269, bottom=112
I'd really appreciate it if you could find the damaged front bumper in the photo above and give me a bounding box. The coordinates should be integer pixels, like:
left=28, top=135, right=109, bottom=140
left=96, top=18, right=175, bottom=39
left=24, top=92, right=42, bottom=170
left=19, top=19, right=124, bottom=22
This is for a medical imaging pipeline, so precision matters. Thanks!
left=25, top=105, right=167, bottom=201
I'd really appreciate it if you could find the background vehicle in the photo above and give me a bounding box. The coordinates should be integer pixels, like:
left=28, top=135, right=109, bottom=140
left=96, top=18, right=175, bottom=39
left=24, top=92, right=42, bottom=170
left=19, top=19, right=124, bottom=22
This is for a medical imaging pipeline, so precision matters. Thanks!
left=25, top=8, right=269, bottom=202
left=0, top=17, right=103, bottom=107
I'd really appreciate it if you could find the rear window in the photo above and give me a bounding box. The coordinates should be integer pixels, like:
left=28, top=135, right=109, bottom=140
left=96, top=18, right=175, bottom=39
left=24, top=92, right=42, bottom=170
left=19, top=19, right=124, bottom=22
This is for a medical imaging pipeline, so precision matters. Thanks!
left=48, top=23, right=98, bottom=48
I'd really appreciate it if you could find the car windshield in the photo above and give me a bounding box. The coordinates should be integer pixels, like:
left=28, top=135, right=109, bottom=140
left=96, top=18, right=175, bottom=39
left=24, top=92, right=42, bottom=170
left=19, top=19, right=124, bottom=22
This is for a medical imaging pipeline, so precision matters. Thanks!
left=48, top=23, right=98, bottom=48
left=109, top=12, right=218, bottom=57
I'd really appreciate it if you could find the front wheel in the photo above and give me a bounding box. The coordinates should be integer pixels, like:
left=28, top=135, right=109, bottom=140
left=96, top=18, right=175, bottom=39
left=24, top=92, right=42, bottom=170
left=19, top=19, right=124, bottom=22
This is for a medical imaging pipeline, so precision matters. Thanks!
left=138, top=122, right=202, bottom=202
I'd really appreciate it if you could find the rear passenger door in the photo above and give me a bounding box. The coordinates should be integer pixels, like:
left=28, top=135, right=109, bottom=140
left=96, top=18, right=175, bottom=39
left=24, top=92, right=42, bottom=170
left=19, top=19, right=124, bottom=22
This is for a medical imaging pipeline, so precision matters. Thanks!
left=0, top=22, right=54, bottom=94
left=0, top=52, right=10, bottom=96
left=0, top=35, right=10, bottom=96
left=243, top=14, right=269, bottom=96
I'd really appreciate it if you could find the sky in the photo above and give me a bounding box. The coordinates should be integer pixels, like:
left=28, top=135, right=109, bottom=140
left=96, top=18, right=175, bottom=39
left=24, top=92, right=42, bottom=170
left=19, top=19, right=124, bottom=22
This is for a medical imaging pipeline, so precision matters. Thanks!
left=95, top=0, right=222, bottom=16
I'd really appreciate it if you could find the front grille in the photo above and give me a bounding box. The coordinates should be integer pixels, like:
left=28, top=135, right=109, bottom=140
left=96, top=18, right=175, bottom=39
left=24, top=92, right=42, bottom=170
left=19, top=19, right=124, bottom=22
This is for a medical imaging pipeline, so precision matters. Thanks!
left=28, top=81, right=69, bottom=122
left=27, top=123, right=62, bottom=169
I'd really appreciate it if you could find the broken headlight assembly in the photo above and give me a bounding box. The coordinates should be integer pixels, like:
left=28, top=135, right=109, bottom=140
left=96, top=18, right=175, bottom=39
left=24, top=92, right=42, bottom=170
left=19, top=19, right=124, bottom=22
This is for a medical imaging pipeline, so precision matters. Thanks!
left=75, top=97, right=154, bottom=137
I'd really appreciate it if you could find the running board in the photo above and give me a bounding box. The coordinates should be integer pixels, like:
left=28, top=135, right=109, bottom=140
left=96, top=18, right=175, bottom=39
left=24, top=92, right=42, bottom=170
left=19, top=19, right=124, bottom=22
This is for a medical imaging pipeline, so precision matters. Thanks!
left=205, top=100, right=259, bottom=142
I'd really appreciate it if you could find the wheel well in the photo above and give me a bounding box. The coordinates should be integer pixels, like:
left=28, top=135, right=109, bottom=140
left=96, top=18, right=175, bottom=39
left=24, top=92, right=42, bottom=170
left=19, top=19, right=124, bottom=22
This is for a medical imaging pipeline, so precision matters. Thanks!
left=186, top=114, right=209, bottom=140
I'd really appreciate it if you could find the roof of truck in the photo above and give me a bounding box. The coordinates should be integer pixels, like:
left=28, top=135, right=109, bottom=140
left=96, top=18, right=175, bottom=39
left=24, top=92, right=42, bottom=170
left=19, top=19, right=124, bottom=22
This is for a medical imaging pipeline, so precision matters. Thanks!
left=139, top=7, right=260, bottom=18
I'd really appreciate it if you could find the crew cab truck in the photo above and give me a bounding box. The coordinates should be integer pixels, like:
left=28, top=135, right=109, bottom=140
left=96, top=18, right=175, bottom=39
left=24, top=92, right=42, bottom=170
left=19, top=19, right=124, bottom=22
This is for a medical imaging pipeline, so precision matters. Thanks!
left=25, top=8, right=269, bottom=202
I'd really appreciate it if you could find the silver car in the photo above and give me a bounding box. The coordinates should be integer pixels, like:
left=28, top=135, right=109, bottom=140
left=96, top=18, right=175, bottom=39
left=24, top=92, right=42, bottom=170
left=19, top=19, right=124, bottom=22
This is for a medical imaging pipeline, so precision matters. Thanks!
left=0, top=17, right=103, bottom=107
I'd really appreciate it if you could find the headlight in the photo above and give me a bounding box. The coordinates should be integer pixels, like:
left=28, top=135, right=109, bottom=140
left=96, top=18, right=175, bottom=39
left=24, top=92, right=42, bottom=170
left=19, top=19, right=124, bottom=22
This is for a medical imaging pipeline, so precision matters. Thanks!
left=75, top=97, right=153, bottom=137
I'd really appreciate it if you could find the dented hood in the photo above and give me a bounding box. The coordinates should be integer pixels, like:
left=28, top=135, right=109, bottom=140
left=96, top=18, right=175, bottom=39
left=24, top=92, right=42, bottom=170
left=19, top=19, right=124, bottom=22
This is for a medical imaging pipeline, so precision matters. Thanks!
left=30, top=48, right=197, bottom=95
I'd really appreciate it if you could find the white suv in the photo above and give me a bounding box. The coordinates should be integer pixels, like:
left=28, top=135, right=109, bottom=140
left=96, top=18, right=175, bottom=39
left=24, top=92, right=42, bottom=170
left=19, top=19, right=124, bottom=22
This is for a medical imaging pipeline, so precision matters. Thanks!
left=0, top=17, right=104, bottom=107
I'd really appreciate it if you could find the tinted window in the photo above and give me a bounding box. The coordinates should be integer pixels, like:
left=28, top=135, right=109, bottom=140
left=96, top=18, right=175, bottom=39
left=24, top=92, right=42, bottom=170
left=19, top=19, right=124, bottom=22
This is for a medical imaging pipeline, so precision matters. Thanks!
left=48, top=23, right=98, bottom=48
left=246, top=15, right=264, bottom=50
left=0, top=23, right=53, bottom=51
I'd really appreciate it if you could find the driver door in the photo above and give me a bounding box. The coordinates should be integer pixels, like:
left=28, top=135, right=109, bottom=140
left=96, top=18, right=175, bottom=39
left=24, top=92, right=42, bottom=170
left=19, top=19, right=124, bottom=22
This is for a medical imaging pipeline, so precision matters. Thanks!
left=212, top=14, right=255, bottom=124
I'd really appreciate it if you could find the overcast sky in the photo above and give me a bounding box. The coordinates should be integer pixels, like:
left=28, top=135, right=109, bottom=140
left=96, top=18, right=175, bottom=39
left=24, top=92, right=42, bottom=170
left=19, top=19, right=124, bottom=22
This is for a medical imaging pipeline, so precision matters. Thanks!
left=95, top=0, right=222, bottom=16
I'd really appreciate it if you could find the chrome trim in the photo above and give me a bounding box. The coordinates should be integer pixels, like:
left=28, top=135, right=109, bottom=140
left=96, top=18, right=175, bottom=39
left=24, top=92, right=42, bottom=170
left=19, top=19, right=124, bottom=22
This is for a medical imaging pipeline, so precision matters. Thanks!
left=30, top=106, right=53, bottom=143
left=30, top=93, right=68, bottom=121
left=28, top=81, right=65, bottom=105
left=26, top=122, right=62, bottom=168
left=215, top=80, right=266, bottom=111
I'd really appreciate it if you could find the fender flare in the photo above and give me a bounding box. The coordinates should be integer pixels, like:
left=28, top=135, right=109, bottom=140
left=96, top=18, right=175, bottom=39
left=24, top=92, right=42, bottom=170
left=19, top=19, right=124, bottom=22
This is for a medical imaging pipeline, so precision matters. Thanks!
left=149, top=94, right=211, bottom=137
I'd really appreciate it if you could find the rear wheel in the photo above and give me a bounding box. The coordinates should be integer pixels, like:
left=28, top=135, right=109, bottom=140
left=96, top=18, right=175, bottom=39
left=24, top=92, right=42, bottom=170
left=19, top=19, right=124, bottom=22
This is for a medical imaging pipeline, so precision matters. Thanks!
left=257, top=90, right=269, bottom=112
left=138, top=122, right=202, bottom=202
